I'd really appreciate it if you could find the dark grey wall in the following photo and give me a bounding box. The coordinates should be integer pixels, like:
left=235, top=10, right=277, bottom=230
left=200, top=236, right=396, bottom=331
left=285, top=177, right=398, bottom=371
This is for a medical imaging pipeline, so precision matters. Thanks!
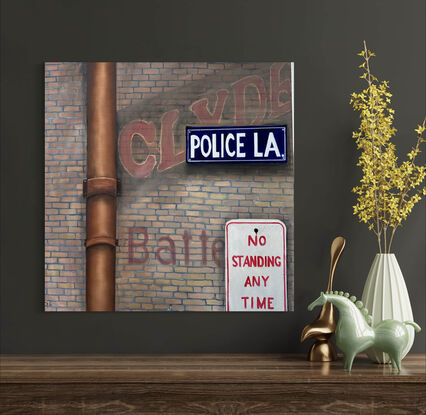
left=1, top=0, right=424, bottom=354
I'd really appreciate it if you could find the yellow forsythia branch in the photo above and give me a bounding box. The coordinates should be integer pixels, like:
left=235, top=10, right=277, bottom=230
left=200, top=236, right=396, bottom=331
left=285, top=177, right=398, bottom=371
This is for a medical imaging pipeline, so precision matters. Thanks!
left=350, top=41, right=426, bottom=253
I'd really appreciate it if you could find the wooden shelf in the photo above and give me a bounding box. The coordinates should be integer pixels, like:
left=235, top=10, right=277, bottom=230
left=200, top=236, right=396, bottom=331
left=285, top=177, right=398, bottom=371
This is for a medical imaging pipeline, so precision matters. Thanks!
left=1, top=354, right=425, bottom=413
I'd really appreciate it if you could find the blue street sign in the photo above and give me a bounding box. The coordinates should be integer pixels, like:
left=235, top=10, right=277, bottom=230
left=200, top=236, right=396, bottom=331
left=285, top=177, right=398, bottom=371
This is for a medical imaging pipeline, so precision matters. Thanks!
left=186, top=125, right=287, bottom=163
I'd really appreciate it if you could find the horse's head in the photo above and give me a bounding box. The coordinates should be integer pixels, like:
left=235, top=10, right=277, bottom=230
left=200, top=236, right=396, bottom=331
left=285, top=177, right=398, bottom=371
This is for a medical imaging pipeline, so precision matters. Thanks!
left=307, top=292, right=327, bottom=311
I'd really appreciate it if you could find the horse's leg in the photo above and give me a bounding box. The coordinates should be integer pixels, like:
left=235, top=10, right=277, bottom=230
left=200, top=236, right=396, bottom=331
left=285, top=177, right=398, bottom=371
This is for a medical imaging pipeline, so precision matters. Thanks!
left=344, top=352, right=356, bottom=372
left=388, top=351, right=402, bottom=372
left=343, top=354, right=348, bottom=370
left=395, top=353, right=402, bottom=373
left=342, top=354, right=347, bottom=370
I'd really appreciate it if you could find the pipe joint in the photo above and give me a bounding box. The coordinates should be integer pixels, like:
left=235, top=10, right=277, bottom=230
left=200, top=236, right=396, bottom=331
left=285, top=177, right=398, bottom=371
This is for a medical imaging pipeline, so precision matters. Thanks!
left=85, top=236, right=119, bottom=248
left=83, top=177, right=119, bottom=198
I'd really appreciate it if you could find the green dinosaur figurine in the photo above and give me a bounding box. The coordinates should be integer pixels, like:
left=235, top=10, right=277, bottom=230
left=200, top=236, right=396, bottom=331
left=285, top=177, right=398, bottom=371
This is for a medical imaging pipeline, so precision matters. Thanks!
left=308, top=291, right=421, bottom=372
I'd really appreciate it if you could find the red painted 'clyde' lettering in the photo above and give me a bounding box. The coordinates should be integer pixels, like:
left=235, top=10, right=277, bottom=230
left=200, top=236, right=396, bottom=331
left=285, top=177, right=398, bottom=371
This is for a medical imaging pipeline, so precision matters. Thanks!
left=158, top=109, right=185, bottom=172
left=190, top=89, right=229, bottom=125
left=118, top=120, right=156, bottom=178
left=232, top=75, right=266, bottom=125
left=270, top=63, right=291, bottom=118
left=119, top=65, right=291, bottom=177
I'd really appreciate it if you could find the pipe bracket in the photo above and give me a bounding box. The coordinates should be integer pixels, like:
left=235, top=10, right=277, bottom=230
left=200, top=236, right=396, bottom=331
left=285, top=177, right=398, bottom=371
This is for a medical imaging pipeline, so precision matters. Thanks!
left=83, top=177, right=118, bottom=198
left=85, top=236, right=119, bottom=248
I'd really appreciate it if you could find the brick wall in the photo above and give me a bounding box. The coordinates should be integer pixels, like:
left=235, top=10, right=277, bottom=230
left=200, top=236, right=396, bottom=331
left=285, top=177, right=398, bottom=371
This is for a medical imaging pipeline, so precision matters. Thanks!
left=45, top=63, right=86, bottom=311
left=45, top=62, right=294, bottom=312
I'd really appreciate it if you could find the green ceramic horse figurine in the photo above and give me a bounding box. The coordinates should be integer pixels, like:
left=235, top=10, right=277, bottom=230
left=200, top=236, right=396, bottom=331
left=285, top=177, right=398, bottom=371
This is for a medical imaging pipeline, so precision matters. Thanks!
left=308, top=291, right=421, bottom=372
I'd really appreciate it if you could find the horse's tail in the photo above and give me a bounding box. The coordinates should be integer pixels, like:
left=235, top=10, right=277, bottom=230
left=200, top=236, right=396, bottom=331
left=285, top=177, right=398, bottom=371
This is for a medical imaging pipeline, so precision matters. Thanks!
left=403, top=321, right=421, bottom=332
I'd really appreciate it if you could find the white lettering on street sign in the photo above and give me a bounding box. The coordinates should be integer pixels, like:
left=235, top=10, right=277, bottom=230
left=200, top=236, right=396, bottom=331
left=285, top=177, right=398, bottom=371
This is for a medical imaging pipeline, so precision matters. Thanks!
left=225, top=219, right=287, bottom=311
left=186, top=126, right=287, bottom=163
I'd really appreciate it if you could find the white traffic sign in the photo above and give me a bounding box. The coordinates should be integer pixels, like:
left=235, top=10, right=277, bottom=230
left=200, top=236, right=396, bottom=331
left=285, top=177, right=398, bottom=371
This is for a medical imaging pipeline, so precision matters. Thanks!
left=225, top=219, right=287, bottom=311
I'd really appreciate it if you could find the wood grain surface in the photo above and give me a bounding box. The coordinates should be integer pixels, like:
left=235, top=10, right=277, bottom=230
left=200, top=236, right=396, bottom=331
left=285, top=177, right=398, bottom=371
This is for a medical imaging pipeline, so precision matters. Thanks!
left=1, top=354, right=425, bottom=414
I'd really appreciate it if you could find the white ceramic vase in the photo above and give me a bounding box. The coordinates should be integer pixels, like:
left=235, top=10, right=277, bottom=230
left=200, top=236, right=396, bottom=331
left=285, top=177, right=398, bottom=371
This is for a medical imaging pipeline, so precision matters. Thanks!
left=361, top=253, right=414, bottom=364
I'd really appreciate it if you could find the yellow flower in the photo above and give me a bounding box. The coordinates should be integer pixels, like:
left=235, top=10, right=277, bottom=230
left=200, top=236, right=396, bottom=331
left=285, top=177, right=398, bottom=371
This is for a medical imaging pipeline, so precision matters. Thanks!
left=351, top=41, right=426, bottom=253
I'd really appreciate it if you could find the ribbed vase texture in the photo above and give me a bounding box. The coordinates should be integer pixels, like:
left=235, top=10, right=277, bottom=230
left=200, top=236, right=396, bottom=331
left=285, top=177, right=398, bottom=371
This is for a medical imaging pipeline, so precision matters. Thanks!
left=361, top=254, right=414, bottom=363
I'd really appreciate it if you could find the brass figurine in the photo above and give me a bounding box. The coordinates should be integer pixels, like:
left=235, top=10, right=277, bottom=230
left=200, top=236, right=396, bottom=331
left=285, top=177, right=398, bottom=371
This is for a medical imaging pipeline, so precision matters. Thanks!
left=301, top=236, right=346, bottom=361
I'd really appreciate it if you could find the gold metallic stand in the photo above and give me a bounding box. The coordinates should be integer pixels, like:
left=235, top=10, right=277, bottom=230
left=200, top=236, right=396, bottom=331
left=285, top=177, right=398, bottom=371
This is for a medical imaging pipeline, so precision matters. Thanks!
left=301, top=236, right=346, bottom=361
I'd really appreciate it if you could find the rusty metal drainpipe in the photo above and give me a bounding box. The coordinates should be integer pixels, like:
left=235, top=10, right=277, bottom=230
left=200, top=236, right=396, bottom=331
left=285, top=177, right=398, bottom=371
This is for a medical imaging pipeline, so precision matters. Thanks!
left=84, top=63, right=118, bottom=311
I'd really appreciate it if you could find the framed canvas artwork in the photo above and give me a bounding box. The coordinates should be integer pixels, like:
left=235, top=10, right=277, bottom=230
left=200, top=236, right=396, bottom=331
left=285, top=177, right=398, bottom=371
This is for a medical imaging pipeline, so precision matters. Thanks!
left=44, top=62, right=294, bottom=312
